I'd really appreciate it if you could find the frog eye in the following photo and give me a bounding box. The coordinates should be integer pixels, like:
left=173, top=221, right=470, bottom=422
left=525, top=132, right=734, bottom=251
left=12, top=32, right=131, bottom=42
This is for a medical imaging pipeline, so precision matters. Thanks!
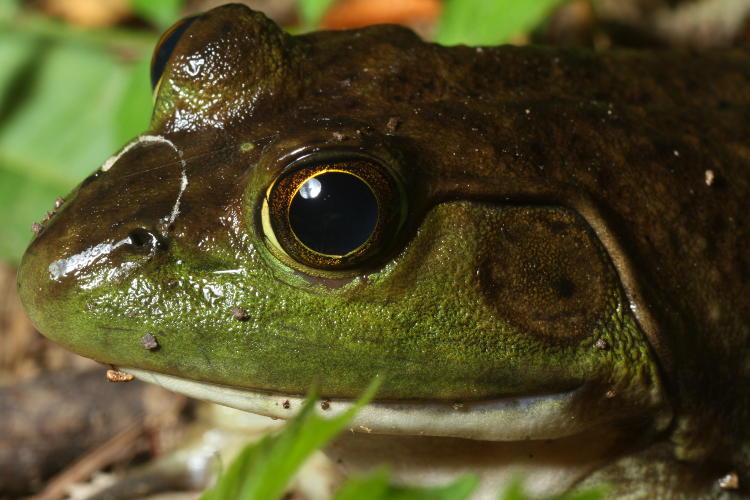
left=150, top=15, right=199, bottom=89
left=262, top=157, right=403, bottom=271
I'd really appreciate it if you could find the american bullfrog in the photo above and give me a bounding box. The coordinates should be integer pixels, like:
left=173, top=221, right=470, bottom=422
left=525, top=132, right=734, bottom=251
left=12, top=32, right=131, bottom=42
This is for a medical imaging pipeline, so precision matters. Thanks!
left=16, top=4, right=750, bottom=498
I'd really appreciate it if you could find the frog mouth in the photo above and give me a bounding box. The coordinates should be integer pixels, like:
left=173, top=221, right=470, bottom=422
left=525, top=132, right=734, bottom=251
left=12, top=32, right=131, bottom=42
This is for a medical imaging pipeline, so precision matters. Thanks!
left=118, top=367, right=620, bottom=441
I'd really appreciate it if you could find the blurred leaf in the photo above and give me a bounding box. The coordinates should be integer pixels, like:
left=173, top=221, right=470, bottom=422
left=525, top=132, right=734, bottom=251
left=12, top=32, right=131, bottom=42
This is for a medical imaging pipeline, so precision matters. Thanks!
left=0, top=17, right=155, bottom=264
left=114, top=56, right=153, bottom=146
left=436, top=0, right=569, bottom=46
left=130, top=0, right=186, bottom=30
left=334, top=469, right=478, bottom=500
left=297, top=0, right=337, bottom=29
left=497, top=477, right=606, bottom=500
left=0, top=0, right=19, bottom=22
left=200, top=379, right=381, bottom=500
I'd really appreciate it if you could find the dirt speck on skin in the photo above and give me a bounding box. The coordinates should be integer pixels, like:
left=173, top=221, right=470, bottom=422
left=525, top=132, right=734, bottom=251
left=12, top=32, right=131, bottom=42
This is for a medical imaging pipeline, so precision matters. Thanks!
left=321, top=399, right=331, bottom=410
left=140, top=333, right=159, bottom=351
left=283, top=400, right=291, bottom=409
left=31, top=222, right=44, bottom=235
left=54, top=197, right=65, bottom=209
left=719, top=471, right=740, bottom=490
left=705, top=169, right=715, bottom=186
left=231, top=307, right=250, bottom=321
left=106, top=369, right=134, bottom=383
left=595, top=338, right=610, bottom=350
left=332, top=131, right=346, bottom=141
left=451, top=402, right=464, bottom=410
left=41, top=210, right=56, bottom=223
left=605, top=389, right=616, bottom=399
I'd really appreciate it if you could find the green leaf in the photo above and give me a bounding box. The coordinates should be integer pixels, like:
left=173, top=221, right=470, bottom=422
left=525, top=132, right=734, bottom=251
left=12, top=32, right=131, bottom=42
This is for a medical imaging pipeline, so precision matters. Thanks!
left=436, top=0, right=570, bottom=46
left=130, top=0, right=186, bottom=30
left=200, top=378, right=382, bottom=500
left=0, top=20, right=155, bottom=264
left=497, top=477, right=607, bottom=500
left=334, top=469, right=478, bottom=500
left=297, top=0, right=337, bottom=30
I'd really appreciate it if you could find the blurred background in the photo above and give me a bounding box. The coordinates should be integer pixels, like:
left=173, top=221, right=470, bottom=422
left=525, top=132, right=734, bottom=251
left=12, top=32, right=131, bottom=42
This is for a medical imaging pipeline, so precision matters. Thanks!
left=0, top=0, right=748, bottom=498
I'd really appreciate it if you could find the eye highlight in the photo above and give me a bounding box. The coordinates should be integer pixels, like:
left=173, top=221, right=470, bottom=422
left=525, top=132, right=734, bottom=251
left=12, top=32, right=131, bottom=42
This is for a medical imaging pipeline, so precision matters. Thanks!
left=263, top=157, right=403, bottom=271
left=289, top=171, right=378, bottom=256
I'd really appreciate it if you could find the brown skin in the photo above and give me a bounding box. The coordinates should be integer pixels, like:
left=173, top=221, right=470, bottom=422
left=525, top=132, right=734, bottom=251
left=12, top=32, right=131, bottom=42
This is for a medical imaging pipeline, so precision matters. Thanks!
left=17, top=5, right=750, bottom=496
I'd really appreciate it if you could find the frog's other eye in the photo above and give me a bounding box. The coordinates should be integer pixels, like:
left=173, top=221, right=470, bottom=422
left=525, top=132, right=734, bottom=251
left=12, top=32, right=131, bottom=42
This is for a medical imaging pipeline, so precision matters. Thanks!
left=262, top=158, right=403, bottom=271
left=150, top=15, right=199, bottom=89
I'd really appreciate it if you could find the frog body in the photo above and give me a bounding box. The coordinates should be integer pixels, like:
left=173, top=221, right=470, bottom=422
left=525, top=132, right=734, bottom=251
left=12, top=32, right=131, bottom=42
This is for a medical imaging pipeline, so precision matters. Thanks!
left=17, top=5, right=750, bottom=497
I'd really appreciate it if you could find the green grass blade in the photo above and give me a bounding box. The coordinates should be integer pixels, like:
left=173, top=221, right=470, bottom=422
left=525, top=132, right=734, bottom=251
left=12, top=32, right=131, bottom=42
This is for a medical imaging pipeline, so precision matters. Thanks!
left=335, top=469, right=478, bottom=500
left=436, top=0, right=569, bottom=46
left=200, top=378, right=381, bottom=500
left=497, top=477, right=607, bottom=500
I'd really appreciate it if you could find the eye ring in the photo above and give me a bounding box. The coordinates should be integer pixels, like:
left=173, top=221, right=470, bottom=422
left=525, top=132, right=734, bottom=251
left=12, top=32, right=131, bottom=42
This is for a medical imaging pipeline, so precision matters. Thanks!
left=262, top=156, right=404, bottom=271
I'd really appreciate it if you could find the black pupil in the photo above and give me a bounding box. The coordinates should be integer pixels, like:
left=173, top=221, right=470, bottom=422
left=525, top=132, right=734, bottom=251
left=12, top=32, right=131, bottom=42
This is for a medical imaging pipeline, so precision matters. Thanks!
left=289, top=172, right=378, bottom=256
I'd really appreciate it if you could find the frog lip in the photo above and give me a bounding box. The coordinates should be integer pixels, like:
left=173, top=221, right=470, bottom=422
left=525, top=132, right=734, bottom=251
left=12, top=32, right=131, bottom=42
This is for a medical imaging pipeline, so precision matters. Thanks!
left=121, top=367, right=600, bottom=441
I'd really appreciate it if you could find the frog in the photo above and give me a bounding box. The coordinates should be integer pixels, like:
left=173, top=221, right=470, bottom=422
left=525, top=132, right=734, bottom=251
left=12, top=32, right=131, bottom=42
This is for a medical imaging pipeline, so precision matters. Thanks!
left=16, top=3, right=750, bottom=498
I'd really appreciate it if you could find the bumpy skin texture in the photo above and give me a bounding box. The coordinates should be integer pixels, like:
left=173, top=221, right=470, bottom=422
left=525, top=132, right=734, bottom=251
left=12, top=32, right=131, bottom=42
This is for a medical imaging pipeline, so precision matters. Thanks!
left=17, top=5, right=750, bottom=497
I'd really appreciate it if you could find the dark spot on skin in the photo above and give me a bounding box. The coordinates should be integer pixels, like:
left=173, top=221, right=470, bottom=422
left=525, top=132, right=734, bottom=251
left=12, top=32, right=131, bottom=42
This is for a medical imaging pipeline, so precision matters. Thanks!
left=321, top=400, right=331, bottom=410
left=231, top=307, right=250, bottom=321
left=595, top=338, right=610, bottom=350
left=546, top=219, right=569, bottom=234
left=553, top=276, right=576, bottom=299
left=140, top=333, right=159, bottom=351
left=30, top=222, right=43, bottom=235
left=718, top=471, right=739, bottom=490
left=282, top=400, right=291, bottom=409
left=386, top=116, right=401, bottom=133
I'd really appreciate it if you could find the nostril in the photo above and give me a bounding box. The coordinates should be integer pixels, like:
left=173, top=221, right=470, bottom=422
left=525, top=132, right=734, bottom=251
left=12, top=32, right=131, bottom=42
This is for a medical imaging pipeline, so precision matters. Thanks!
left=125, top=228, right=166, bottom=252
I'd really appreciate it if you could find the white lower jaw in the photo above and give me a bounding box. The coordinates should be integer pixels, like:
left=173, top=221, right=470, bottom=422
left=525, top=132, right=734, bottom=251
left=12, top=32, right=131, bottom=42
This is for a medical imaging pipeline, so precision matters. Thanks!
left=120, top=367, right=597, bottom=441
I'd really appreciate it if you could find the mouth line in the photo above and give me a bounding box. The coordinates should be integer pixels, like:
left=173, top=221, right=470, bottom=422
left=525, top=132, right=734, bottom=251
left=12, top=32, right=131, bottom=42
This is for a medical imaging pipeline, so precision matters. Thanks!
left=121, top=366, right=589, bottom=441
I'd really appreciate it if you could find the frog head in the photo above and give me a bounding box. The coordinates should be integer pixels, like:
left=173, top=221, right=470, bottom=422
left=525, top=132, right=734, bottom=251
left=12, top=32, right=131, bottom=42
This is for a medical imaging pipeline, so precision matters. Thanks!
left=18, top=5, right=670, bottom=443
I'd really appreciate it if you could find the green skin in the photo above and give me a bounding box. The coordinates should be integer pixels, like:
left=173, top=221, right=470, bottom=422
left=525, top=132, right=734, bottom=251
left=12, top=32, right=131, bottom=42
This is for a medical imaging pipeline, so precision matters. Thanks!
left=17, top=5, right=750, bottom=497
